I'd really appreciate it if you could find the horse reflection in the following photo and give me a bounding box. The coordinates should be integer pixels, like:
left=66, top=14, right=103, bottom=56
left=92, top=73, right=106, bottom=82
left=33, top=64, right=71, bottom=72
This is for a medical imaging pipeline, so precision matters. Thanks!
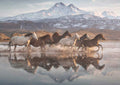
left=8, top=53, right=79, bottom=74
left=8, top=53, right=37, bottom=74
left=27, top=53, right=79, bottom=72
left=76, top=53, right=105, bottom=70
left=8, top=52, right=105, bottom=75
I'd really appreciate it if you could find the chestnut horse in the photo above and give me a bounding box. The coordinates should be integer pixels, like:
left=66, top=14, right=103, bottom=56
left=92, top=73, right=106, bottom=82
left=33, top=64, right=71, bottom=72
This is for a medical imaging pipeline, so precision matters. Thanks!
left=30, top=34, right=53, bottom=51
left=52, top=31, right=71, bottom=44
left=75, top=34, right=90, bottom=50
left=81, top=34, right=105, bottom=51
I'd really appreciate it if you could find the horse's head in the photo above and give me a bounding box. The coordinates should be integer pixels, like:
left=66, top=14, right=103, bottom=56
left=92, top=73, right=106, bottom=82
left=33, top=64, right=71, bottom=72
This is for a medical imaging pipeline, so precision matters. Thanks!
left=63, top=31, right=71, bottom=37
left=32, top=32, right=38, bottom=40
left=95, top=34, right=105, bottom=40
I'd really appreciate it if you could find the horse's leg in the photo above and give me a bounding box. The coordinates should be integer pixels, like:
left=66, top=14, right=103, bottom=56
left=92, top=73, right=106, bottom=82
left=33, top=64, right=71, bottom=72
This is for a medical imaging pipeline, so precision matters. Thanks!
left=43, top=45, right=46, bottom=51
left=84, top=47, right=87, bottom=51
left=14, top=53, right=17, bottom=61
left=96, top=44, right=103, bottom=52
left=40, top=46, right=44, bottom=52
left=98, top=44, right=103, bottom=51
left=96, top=45, right=100, bottom=52
left=8, top=41, right=12, bottom=51
left=9, top=45, right=11, bottom=52
left=96, top=53, right=103, bottom=60
left=26, top=40, right=31, bottom=52
left=14, top=45, right=17, bottom=52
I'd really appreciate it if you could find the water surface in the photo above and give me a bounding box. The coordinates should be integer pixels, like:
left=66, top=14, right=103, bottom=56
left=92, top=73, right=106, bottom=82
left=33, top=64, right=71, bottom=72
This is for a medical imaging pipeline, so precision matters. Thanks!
left=0, top=41, right=120, bottom=85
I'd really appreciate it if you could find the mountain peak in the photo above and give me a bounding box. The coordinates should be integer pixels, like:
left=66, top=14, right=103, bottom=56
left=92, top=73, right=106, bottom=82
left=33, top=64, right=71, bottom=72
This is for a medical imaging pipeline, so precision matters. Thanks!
left=68, top=4, right=75, bottom=8
left=54, top=2, right=66, bottom=7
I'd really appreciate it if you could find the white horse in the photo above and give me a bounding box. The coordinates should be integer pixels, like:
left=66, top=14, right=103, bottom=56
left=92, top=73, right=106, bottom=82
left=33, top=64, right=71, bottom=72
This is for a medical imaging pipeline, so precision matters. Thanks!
left=9, top=32, right=38, bottom=51
left=58, top=33, right=80, bottom=49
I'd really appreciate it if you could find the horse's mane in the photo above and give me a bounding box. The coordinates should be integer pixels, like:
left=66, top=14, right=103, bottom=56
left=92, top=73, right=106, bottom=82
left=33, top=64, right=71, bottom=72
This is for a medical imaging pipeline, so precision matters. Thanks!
left=24, top=33, right=33, bottom=37
left=62, top=31, right=69, bottom=36
left=64, top=31, right=69, bottom=34
left=94, top=34, right=103, bottom=39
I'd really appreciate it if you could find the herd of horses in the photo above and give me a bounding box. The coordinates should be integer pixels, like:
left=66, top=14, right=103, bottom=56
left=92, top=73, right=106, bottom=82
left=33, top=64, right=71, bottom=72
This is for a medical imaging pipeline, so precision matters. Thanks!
left=8, top=31, right=105, bottom=52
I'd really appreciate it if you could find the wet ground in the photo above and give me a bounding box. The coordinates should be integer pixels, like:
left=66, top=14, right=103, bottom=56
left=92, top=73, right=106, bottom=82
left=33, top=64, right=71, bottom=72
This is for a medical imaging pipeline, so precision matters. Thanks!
left=0, top=41, right=120, bottom=85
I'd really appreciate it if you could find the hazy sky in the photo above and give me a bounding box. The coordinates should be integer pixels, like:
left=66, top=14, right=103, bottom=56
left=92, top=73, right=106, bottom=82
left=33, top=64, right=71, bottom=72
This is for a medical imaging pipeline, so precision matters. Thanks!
left=0, top=0, right=120, bottom=18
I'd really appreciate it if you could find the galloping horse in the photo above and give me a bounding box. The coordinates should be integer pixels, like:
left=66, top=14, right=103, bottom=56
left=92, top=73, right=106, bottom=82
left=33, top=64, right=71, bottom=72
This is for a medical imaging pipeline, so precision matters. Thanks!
left=9, top=32, right=38, bottom=51
left=75, top=34, right=90, bottom=50
left=30, top=34, right=53, bottom=51
left=52, top=31, right=71, bottom=44
left=81, top=34, right=105, bottom=51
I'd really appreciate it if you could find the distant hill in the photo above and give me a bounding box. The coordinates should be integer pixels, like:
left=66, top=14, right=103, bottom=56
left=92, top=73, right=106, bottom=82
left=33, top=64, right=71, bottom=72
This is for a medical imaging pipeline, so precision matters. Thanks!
left=74, top=28, right=120, bottom=40
left=0, top=33, right=9, bottom=41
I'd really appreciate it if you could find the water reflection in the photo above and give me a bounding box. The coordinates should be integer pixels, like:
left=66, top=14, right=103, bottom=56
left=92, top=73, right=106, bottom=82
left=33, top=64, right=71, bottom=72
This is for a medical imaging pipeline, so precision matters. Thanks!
left=76, top=53, right=105, bottom=70
left=8, top=52, right=105, bottom=81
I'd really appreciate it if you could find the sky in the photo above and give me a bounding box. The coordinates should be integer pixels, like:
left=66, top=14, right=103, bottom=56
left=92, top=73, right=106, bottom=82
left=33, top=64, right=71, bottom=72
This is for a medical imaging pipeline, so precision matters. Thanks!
left=0, top=0, right=120, bottom=18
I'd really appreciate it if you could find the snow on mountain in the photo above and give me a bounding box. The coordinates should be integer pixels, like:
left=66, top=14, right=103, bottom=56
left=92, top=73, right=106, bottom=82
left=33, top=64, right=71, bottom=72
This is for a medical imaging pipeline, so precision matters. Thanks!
left=1, top=2, right=89, bottom=21
left=102, top=11, right=119, bottom=19
left=93, top=11, right=120, bottom=19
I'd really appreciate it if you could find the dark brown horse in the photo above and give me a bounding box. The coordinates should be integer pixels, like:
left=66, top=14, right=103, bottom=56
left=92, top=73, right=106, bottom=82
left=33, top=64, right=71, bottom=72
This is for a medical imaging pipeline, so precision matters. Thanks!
left=81, top=34, right=105, bottom=51
left=75, top=34, right=90, bottom=50
left=52, top=31, right=71, bottom=44
left=30, top=34, right=53, bottom=51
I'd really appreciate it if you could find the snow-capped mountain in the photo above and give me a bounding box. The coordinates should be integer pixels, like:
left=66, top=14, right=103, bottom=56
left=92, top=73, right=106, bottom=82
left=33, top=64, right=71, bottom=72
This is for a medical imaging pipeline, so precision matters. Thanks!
left=1, top=2, right=120, bottom=21
left=0, top=2, right=120, bottom=31
left=1, top=2, right=90, bottom=21
left=93, top=11, right=120, bottom=19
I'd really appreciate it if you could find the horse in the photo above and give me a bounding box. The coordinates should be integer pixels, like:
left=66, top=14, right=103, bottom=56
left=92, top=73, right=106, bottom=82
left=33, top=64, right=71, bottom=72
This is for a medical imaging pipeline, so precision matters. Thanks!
left=81, top=34, right=105, bottom=52
left=75, top=34, right=90, bottom=50
left=8, top=32, right=38, bottom=52
left=58, top=33, right=80, bottom=50
left=52, top=31, right=71, bottom=44
left=30, top=34, right=53, bottom=51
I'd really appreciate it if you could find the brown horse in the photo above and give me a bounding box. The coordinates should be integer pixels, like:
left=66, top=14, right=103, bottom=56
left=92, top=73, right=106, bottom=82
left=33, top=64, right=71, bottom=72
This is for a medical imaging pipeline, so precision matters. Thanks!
left=30, top=34, right=53, bottom=51
left=75, top=34, right=90, bottom=50
left=81, top=34, right=105, bottom=51
left=52, top=31, right=71, bottom=44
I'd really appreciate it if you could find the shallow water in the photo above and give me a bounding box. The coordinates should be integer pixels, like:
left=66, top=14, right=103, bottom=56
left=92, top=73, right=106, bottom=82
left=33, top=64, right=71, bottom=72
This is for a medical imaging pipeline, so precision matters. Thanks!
left=0, top=41, right=120, bottom=85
